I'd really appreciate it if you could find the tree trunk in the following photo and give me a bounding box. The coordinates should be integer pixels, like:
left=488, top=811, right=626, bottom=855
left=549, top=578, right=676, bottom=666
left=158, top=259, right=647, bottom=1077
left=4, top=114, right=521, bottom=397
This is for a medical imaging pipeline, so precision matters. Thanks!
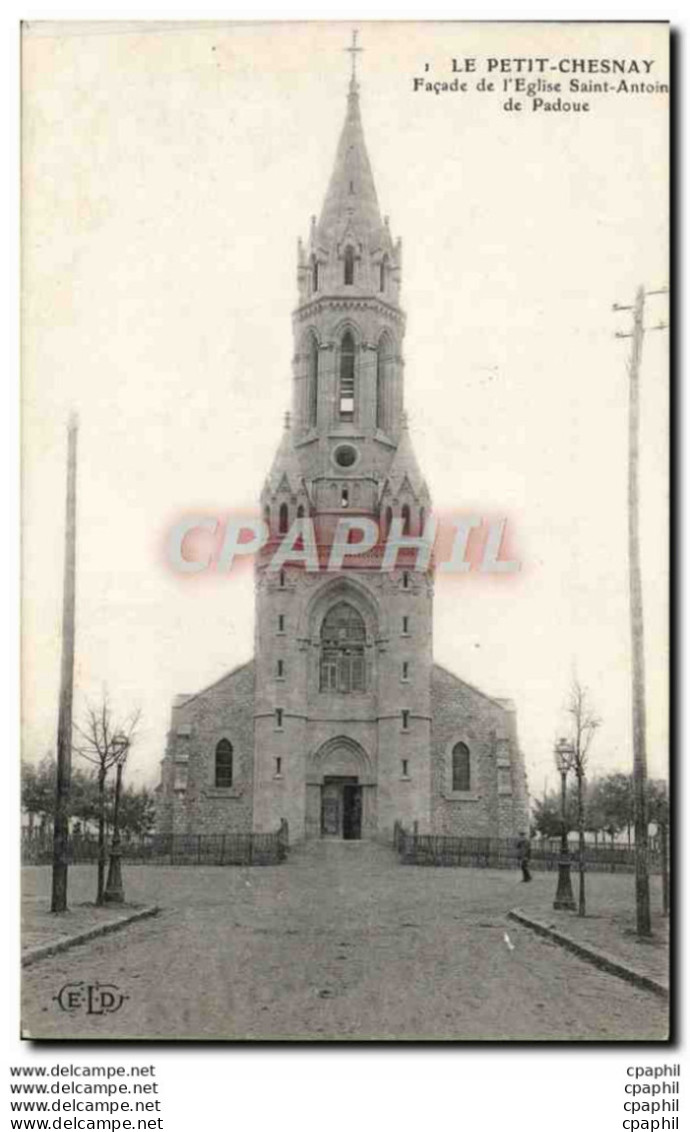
left=660, top=822, right=669, bottom=917
left=577, top=772, right=586, bottom=916
left=97, top=768, right=107, bottom=905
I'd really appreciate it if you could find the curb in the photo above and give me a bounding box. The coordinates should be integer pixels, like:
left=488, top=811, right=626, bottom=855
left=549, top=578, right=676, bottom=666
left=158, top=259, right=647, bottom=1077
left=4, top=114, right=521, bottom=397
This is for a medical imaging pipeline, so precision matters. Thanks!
left=22, top=906, right=161, bottom=968
left=507, top=909, right=669, bottom=1000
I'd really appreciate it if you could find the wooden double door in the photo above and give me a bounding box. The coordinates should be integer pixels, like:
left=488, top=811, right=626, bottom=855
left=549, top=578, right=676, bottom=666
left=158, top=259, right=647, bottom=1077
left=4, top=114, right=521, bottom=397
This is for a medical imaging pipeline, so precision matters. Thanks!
left=321, top=776, right=362, bottom=840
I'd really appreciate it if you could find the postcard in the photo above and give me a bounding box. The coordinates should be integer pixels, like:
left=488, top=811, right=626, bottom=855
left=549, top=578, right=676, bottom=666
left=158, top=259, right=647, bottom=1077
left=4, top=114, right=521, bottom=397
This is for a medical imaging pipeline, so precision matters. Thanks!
left=20, top=20, right=670, bottom=1042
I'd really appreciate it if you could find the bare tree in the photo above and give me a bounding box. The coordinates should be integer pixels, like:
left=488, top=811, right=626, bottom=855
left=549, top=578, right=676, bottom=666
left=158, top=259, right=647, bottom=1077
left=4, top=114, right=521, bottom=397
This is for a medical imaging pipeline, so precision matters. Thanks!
left=73, top=694, right=140, bottom=904
left=567, top=677, right=601, bottom=917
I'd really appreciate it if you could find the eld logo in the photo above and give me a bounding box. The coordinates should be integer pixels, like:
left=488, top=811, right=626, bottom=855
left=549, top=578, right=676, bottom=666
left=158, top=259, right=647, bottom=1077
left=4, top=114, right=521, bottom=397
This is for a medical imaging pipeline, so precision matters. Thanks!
left=54, top=981, right=129, bottom=1016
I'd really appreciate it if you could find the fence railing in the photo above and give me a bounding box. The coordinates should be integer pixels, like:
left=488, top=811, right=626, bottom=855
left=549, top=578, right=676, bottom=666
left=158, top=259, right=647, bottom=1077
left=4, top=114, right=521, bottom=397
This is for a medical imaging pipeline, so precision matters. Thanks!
left=392, top=822, right=665, bottom=874
left=22, top=822, right=290, bottom=868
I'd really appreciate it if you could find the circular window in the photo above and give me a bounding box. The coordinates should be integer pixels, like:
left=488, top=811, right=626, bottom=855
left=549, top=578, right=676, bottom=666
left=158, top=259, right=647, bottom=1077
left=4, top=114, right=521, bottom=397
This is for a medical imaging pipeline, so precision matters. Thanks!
left=334, top=444, right=358, bottom=469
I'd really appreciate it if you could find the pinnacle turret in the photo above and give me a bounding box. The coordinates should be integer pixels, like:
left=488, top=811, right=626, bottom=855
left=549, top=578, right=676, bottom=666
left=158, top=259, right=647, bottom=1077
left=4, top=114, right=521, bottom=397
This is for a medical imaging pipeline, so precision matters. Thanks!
left=382, top=416, right=430, bottom=503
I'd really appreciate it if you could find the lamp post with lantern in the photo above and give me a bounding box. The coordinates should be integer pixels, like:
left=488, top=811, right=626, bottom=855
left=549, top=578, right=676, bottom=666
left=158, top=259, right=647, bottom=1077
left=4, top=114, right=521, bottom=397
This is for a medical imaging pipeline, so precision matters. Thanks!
left=553, top=736, right=576, bottom=911
left=103, top=731, right=130, bottom=904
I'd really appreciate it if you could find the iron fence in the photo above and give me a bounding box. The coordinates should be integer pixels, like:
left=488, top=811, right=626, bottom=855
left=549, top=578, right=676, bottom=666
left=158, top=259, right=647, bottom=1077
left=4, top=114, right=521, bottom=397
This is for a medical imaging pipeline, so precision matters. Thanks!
left=22, top=822, right=289, bottom=867
left=392, top=822, right=665, bottom=874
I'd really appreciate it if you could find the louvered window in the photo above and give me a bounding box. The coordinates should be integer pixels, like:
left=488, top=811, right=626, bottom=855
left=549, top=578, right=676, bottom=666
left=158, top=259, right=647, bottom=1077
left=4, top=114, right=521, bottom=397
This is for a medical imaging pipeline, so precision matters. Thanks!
left=339, top=332, right=355, bottom=421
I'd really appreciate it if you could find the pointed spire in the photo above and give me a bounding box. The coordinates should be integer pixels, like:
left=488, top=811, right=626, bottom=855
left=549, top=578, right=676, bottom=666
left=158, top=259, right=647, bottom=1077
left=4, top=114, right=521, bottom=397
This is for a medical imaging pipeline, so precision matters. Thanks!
left=316, top=38, right=384, bottom=248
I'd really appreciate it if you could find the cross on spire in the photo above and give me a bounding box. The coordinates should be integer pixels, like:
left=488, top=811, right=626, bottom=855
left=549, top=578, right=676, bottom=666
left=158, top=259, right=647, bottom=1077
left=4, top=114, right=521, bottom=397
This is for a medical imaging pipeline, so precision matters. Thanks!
left=345, top=29, right=363, bottom=86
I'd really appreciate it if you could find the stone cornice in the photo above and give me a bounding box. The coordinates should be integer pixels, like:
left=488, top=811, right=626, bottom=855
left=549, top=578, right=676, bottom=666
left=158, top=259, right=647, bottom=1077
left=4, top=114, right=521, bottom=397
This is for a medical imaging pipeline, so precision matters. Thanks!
left=293, top=295, right=406, bottom=327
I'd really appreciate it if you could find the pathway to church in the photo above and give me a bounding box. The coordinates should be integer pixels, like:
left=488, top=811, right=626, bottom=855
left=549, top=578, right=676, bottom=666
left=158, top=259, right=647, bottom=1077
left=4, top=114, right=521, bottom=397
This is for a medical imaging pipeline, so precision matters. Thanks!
left=22, top=842, right=667, bottom=1040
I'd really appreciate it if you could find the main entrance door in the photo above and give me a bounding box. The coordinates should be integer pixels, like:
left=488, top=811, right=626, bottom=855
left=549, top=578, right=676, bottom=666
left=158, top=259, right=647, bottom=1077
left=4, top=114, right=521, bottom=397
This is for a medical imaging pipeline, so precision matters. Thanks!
left=321, top=776, right=362, bottom=840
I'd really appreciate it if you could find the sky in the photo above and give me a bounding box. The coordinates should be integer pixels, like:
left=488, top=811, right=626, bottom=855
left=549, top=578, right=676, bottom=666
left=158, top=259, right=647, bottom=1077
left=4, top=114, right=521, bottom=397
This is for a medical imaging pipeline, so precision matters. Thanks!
left=21, top=21, right=669, bottom=798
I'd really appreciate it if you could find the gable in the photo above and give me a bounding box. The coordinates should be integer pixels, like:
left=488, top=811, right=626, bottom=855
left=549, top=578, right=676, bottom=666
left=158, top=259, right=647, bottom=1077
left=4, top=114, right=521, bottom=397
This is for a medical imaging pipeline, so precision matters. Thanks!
left=172, top=659, right=255, bottom=720
left=432, top=662, right=508, bottom=714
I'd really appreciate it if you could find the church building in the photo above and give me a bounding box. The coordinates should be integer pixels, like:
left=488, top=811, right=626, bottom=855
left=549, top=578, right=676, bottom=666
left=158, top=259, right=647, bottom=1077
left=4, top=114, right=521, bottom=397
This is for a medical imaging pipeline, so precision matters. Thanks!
left=156, top=63, right=530, bottom=844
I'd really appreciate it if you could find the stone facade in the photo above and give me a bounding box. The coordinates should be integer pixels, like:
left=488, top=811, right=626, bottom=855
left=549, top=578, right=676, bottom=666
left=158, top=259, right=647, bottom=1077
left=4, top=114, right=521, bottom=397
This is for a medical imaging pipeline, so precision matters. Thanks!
left=156, top=663, right=255, bottom=836
left=430, top=665, right=529, bottom=839
left=156, top=72, right=530, bottom=845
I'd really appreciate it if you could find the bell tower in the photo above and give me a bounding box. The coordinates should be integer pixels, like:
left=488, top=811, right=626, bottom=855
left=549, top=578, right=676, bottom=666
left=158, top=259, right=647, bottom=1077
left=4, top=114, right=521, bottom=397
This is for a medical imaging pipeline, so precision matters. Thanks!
left=261, top=53, right=430, bottom=553
left=253, top=41, right=433, bottom=841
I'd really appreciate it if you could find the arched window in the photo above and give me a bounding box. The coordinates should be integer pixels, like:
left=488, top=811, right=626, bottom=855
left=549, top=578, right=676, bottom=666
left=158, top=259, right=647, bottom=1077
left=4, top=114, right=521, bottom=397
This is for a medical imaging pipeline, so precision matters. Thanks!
left=452, top=742, right=470, bottom=792
left=215, top=740, right=233, bottom=788
left=339, top=331, right=355, bottom=421
left=419, top=506, right=426, bottom=536
left=279, top=502, right=289, bottom=534
left=344, top=246, right=355, bottom=286
left=401, top=504, right=411, bottom=535
left=320, top=602, right=366, bottom=693
left=376, top=336, right=389, bottom=431
left=307, top=334, right=319, bottom=428
left=296, top=504, right=305, bottom=519
left=263, top=505, right=271, bottom=533
left=311, top=256, right=319, bottom=293
left=384, top=506, right=393, bottom=538
left=379, top=255, right=388, bottom=293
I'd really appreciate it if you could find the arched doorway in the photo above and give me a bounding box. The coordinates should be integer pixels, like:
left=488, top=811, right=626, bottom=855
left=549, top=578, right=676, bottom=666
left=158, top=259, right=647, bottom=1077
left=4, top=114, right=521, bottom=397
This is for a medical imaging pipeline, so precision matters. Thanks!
left=322, top=777, right=362, bottom=839
left=306, top=737, right=376, bottom=840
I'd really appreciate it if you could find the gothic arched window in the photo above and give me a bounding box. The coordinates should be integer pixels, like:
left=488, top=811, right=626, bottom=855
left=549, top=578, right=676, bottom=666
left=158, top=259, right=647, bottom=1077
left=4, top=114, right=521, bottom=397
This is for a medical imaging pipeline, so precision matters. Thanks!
left=339, top=331, right=355, bottom=421
left=311, top=256, right=319, bottom=293
left=279, top=502, right=289, bottom=534
left=401, top=504, right=411, bottom=535
left=384, top=506, right=393, bottom=539
left=452, top=742, right=470, bottom=792
left=215, top=739, right=233, bottom=788
left=419, top=506, right=426, bottom=536
left=320, top=602, right=366, bottom=693
left=307, top=334, right=319, bottom=428
left=263, top=505, right=270, bottom=533
left=344, top=246, right=355, bottom=286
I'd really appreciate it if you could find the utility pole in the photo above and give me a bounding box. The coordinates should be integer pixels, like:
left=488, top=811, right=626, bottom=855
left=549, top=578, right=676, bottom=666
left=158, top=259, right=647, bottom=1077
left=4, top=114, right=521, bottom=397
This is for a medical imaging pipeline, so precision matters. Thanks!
left=614, top=286, right=668, bottom=939
left=51, top=414, right=78, bottom=914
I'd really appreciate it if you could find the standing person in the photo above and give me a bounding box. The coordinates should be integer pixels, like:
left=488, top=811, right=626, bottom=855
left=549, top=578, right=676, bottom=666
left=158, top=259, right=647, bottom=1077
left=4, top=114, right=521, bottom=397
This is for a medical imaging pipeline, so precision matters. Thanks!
left=516, top=831, right=532, bottom=882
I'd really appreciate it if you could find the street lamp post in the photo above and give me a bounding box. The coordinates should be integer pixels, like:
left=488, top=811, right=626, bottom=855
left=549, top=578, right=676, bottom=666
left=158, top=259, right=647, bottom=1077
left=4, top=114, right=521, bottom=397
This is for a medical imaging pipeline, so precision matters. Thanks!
left=553, top=737, right=576, bottom=911
left=104, top=733, right=130, bottom=905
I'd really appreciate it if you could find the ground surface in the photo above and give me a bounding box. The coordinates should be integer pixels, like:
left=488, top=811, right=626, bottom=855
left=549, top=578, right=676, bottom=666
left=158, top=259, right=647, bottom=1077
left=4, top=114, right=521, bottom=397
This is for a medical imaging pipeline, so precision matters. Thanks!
left=21, top=842, right=669, bottom=1041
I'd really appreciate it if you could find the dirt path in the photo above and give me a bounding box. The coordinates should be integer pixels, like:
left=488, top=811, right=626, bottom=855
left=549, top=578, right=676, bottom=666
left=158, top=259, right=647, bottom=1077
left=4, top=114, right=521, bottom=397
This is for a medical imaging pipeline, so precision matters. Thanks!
left=22, top=843, right=668, bottom=1040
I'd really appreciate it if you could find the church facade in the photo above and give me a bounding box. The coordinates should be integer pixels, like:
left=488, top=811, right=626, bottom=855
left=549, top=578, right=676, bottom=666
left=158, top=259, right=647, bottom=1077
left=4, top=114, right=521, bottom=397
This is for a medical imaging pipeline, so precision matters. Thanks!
left=156, top=72, right=530, bottom=845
